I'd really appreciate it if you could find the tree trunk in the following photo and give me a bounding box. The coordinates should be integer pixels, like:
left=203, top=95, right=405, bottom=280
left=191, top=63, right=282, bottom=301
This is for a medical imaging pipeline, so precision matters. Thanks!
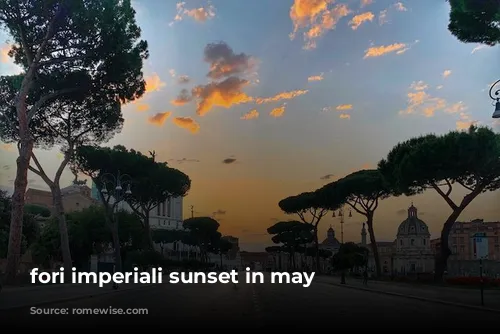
left=366, top=214, right=382, bottom=277
left=143, top=212, right=154, bottom=250
left=434, top=209, right=463, bottom=281
left=4, top=138, right=33, bottom=283
left=111, top=217, right=123, bottom=273
left=50, top=185, right=73, bottom=275
left=313, top=226, right=320, bottom=273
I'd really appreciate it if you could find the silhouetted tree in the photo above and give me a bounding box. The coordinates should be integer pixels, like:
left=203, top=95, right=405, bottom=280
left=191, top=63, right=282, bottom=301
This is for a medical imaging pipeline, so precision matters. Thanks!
left=267, top=221, right=313, bottom=270
left=318, top=169, right=393, bottom=277
left=0, top=0, right=148, bottom=282
left=447, top=0, right=500, bottom=46
left=279, top=191, right=335, bottom=272
left=378, top=126, right=500, bottom=280
left=183, top=217, right=221, bottom=263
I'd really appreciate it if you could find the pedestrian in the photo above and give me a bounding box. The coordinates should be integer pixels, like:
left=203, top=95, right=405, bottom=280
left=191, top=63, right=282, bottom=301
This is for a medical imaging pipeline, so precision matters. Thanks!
left=362, top=269, right=368, bottom=285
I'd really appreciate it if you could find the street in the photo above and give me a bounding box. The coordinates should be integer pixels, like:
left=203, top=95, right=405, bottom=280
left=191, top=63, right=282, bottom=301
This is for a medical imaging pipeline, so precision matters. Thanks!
left=1, top=278, right=498, bottom=328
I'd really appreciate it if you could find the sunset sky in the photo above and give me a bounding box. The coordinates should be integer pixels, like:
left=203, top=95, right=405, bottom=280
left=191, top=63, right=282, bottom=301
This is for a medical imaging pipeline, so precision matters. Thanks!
left=1, top=0, right=499, bottom=251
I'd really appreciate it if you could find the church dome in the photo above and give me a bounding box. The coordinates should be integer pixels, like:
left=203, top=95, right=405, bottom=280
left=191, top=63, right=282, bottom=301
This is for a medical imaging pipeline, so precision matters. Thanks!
left=397, top=204, right=430, bottom=237
left=321, top=226, right=340, bottom=248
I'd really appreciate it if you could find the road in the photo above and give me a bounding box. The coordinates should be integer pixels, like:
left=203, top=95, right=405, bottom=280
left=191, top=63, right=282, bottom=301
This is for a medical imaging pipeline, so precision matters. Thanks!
left=1, top=279, right=498, bottom=328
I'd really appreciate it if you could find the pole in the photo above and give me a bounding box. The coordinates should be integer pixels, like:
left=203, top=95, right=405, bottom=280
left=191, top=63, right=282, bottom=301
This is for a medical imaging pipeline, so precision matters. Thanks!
left=479, top=258, right=484, bottom=306
left=190, top=205, right=194, bottom=218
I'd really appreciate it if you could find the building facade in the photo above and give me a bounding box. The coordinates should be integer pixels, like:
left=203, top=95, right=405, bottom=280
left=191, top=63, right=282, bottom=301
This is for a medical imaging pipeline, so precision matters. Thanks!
left=392, top=204, right=434, bottom=274
left=431, top=219, right=500, bottom=276
left=25, top=184, right=96, bottom=213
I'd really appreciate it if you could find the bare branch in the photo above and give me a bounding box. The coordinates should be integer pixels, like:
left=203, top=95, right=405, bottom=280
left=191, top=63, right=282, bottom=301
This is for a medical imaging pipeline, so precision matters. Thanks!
left=28, top=88, right=80, bottom=122
left=346, top=199, right=367, bottom=217
left=431, top=181, right=458, bottom=210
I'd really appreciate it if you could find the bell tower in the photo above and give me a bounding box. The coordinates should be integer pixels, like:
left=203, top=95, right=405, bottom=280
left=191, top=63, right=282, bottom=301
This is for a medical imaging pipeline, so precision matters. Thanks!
left=408, top=202, right=417, bottom=218
left=361, top=223, right=367, bottom=245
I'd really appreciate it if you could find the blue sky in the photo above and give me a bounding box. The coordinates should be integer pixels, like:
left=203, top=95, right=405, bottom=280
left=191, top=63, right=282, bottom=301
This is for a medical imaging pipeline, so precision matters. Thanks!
left=1, top=0, right=499, bottom=251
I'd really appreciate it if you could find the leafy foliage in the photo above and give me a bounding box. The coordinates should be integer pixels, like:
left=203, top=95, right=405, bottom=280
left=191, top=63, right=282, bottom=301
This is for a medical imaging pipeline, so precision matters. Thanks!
left=378, top=126, right=500, bottom=197
left=448, top=0, right=500, bottom=46
left=30, top=205, right=143, bottom=268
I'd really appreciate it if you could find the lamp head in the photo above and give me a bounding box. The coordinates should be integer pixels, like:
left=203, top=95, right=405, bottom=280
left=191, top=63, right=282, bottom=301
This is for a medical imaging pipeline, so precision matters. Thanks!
left=493, top=100, right=500, bottom=119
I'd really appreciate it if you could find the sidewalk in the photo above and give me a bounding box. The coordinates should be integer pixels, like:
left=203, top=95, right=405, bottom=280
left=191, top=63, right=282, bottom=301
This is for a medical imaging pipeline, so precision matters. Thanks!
left=315, top=276, right=500, bottom=311
left=0, top=282, right=156, bottom=310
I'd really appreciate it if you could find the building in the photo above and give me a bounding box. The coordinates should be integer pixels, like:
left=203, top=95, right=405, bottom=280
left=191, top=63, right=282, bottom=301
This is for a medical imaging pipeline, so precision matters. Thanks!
left=320, top=225, right=341, bottom=254
left=392, top=204, right=434, bottom=274
left=431, top=219, right=500, bottom=275
left=359, top=204, right=435, bottom=275
left=25, top=184, right=95, bottom=213
left=358, top=223, right=396, bottom=274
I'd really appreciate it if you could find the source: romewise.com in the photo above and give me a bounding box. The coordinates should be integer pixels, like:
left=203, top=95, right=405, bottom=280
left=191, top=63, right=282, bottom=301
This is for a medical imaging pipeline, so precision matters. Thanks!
left=30, top=307, right=149, bottom=315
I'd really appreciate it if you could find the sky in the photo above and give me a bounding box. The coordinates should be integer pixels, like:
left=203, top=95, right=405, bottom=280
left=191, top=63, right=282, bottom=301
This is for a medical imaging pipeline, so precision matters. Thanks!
left=0, top=0, right=499, bottom=252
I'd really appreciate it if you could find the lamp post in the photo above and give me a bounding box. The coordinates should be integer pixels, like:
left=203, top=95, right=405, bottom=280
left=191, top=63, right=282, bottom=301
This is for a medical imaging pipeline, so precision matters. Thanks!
left=332, top=206, right=352, bottom=244
left=100, top=170, right=132, bottom=289
left=332, top=206, right=352, bottom=284
left=489, top=79, right=500, bottom=119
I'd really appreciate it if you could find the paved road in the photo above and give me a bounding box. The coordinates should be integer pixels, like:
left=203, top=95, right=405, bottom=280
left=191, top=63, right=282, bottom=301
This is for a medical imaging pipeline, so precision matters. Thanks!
left=1, top=279, right=497, bottom=328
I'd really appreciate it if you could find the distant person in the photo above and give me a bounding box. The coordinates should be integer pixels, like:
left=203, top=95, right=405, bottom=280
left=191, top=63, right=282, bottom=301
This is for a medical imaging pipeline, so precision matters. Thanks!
left=362, top=269, right=368, bottom=285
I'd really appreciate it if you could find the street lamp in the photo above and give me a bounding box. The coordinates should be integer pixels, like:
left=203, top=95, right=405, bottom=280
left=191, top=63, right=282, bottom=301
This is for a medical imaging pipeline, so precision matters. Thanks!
left=332, top=206, right=352, bottom=244
left=100, top=170, right=132, bottom=289
left=488, top=79, right=500, bottom=118
left=332, top=206, right=352, bottom=284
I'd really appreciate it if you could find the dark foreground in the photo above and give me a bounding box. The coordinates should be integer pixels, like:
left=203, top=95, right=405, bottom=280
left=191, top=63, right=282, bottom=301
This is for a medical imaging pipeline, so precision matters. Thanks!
left=1, top=277, right=498, bottom=328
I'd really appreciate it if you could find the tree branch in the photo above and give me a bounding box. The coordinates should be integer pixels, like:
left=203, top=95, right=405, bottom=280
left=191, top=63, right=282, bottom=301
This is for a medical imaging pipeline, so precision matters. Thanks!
left=30, top=152, right=54, bottom=186
left=456, top=180, right=475, bottom=192
left=431, top=181, right=458, bottom=210
left=28, top=88, right=80, bottom=122
left=346, top=199, right=367, bottom=217
left=38, top=55, right=88, bottom=67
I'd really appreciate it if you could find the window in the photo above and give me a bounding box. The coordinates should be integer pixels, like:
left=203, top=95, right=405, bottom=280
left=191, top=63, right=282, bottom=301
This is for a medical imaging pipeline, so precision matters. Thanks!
left=157, top=203, right=161, bottom=216
left=423, top=239, right=426, bottom=245
left=460, top=246, right=465, bottom=253
left=411, top=239, right=415, bottom=246
left=400, top=239, right=403, bottom=246
left=167, top=198, right=172, bottom=217
left=162, top=201, right=166, bottom=216
left=452, top=237, right=457, bottom=244
left=459, top=237, right=464, bottom=243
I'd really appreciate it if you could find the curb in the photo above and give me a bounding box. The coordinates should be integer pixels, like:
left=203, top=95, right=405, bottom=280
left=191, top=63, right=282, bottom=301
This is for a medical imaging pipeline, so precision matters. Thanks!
left=319, top=281, right=500, bottom=314
left=0, top=283, right=158, bottom=311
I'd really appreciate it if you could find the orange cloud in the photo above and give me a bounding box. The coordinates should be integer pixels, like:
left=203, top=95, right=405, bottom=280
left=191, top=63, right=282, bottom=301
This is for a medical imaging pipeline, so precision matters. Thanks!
left=241, top=109, right=259, bottom=120
left=148, top=112, right=172, bottom=126
left=172, top=117, right=200, bottom=134
left=445, top=101, right=467, bottom=114
left=394, top=2, right=407, bottom=11
left=456, top=112, right=477, bottom=130
left=0, top=44, right=11, bottom=63
left=171, top=2, right=216, bottom=25
left=442, top=69, right=452, bottom=78
left=145, top=73, right=166, bottom=93
left=270, top=105, right=286, bottom=118
left=361, top=0, right=373, bottom=7
left=339, top=113, right=350, bottom=119
left=410, top=81, right=428, bottom=91
left=204, top=42, right=254, bottom=80
left=349, top=12, right=374, bottom=30
left=191, top=77, right=253, bottom=116
left=336, top=104, right=352, bottom=110
left=400, top=82, right=447, bottom=117
left=171, top=89, right=192, bottom=106
left=136, top=104, right=150, bottom=112
left=256, top=89, right=308, bottom=104
left=290, top=0, right=351, bottom=50
left=364, top=43, right=407, bottom=58
left=308, top=73, right=324, bottom=81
